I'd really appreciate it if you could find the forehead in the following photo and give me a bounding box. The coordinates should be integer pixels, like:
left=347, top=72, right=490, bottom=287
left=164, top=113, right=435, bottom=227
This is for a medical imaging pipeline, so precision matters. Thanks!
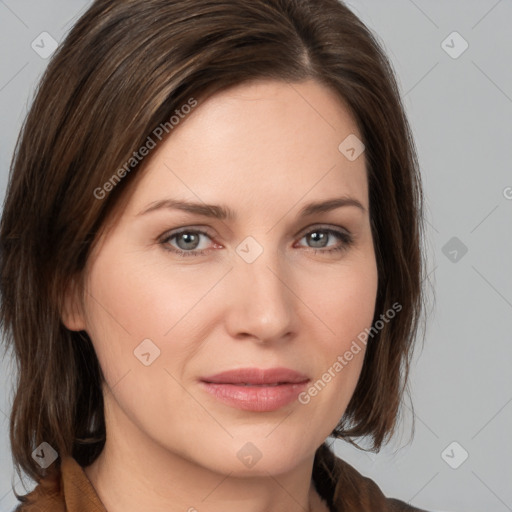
left=121, top=78, right=368, bottom=219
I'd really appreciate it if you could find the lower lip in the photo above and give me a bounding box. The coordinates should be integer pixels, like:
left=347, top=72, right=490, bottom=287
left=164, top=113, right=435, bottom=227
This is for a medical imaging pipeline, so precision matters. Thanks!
left=200, top=381, right=309, bottom=412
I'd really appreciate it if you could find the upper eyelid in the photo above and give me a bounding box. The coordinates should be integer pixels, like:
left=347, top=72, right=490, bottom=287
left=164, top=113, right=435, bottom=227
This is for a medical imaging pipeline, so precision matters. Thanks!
left=297, top=223, right=351, bottom=237
left=162, top=223, right=350, bottom=238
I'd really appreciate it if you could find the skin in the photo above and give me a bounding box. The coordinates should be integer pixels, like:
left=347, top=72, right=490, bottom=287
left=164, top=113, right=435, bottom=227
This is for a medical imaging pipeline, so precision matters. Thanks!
left=62, top=78, right=379, bottom=512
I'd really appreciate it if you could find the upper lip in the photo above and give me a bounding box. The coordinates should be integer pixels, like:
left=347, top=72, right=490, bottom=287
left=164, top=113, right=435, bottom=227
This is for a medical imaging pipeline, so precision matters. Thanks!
left=200, top=367, right=310, bottom=385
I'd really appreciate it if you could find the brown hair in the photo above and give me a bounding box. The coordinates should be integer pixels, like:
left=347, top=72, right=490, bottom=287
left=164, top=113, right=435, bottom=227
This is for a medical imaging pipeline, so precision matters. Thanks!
left=0, top=0, right=427, bottom=500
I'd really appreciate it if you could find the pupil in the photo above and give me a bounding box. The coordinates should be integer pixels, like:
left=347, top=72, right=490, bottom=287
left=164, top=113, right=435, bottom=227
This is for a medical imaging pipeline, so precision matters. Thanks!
left=178, top=233, right=199, bottom=250
left=309, top=231, right=326, bottom=248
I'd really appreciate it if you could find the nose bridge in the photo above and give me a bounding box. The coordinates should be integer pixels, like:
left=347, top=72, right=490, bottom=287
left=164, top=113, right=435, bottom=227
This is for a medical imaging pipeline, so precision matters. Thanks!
left=226, top=237, right=296, bottom=341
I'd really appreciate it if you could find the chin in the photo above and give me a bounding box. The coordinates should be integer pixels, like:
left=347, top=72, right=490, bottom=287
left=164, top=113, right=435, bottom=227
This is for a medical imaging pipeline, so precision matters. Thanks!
left=177, top=428, right=322, bottom=477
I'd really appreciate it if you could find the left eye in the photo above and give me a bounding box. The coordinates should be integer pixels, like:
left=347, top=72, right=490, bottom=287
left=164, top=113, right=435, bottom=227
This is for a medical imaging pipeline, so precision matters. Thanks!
left=296, top=228, right=352, bottom=251
left=160, top=227, right=353, bottom=257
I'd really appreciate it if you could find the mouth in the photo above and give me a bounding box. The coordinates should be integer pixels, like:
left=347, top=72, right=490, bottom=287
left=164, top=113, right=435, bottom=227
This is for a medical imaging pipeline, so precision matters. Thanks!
left=199, top=367, right=310, bottom=412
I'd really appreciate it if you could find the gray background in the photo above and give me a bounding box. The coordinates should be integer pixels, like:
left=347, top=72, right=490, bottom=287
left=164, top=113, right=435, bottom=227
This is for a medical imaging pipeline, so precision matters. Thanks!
left=0, top=1, right=511, bottom=511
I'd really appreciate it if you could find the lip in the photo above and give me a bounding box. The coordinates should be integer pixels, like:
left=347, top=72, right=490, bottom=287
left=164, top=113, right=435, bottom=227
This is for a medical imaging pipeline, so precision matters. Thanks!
left=199, top=367, right=310, bottom=412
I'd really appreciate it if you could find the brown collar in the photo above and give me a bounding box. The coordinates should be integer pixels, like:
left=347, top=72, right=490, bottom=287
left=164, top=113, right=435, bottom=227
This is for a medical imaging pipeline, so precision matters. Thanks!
left=312, top=441, right=428, bottom=512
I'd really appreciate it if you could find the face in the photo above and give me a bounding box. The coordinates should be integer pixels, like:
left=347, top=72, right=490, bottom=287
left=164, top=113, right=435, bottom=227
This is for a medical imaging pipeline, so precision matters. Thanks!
left=64, top=78, right=378, bottom=476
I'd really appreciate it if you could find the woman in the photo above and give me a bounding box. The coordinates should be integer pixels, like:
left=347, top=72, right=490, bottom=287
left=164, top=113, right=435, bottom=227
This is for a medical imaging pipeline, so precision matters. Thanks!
left=0, top=0, right=428, bottom=510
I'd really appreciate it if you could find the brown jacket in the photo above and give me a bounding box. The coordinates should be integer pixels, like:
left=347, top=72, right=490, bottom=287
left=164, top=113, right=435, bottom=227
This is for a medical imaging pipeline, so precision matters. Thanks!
left=15, top=442, right=428, bottom=511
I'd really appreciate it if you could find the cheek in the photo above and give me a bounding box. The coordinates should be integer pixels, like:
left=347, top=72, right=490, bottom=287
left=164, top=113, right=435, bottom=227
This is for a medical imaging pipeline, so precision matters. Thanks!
left=296, top=254, right=378, bottom=408
left=300, top=251, right=378, bottom=350
left=81, top=255, right=199, bottom=426
left=81, top=246, right=226, bottom=386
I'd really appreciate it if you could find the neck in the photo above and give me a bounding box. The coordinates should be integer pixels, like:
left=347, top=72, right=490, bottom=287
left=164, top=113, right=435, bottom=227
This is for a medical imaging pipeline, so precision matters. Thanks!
left=83, top=404, right=330, bottom=512
left=85, top=446, right=328, bottom=512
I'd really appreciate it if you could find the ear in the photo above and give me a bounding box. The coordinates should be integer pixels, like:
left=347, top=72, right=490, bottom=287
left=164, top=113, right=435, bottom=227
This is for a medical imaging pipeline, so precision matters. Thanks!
left=60, top=275, right=86, bottom=331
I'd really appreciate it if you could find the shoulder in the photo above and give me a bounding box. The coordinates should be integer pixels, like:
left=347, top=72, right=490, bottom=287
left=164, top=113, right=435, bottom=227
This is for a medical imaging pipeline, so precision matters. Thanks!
left=13, top=468, right=65, bottom=512
left=313, top=442, right=430, bottom=512
left=13, top=456, right=105, bottom=512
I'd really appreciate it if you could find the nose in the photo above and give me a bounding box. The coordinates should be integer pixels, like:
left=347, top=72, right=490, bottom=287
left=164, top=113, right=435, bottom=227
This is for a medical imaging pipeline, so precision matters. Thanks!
left=223, top=245, right=298, bottom=344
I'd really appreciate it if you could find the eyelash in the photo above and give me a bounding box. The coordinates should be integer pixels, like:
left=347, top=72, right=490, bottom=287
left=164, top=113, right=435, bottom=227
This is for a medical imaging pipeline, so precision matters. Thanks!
left=158, top=226, right=354, bottom=258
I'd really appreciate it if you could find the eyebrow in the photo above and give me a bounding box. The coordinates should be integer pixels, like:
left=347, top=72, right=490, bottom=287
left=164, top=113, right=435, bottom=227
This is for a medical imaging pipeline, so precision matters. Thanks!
left=136, top=196, right=366, bottom=220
